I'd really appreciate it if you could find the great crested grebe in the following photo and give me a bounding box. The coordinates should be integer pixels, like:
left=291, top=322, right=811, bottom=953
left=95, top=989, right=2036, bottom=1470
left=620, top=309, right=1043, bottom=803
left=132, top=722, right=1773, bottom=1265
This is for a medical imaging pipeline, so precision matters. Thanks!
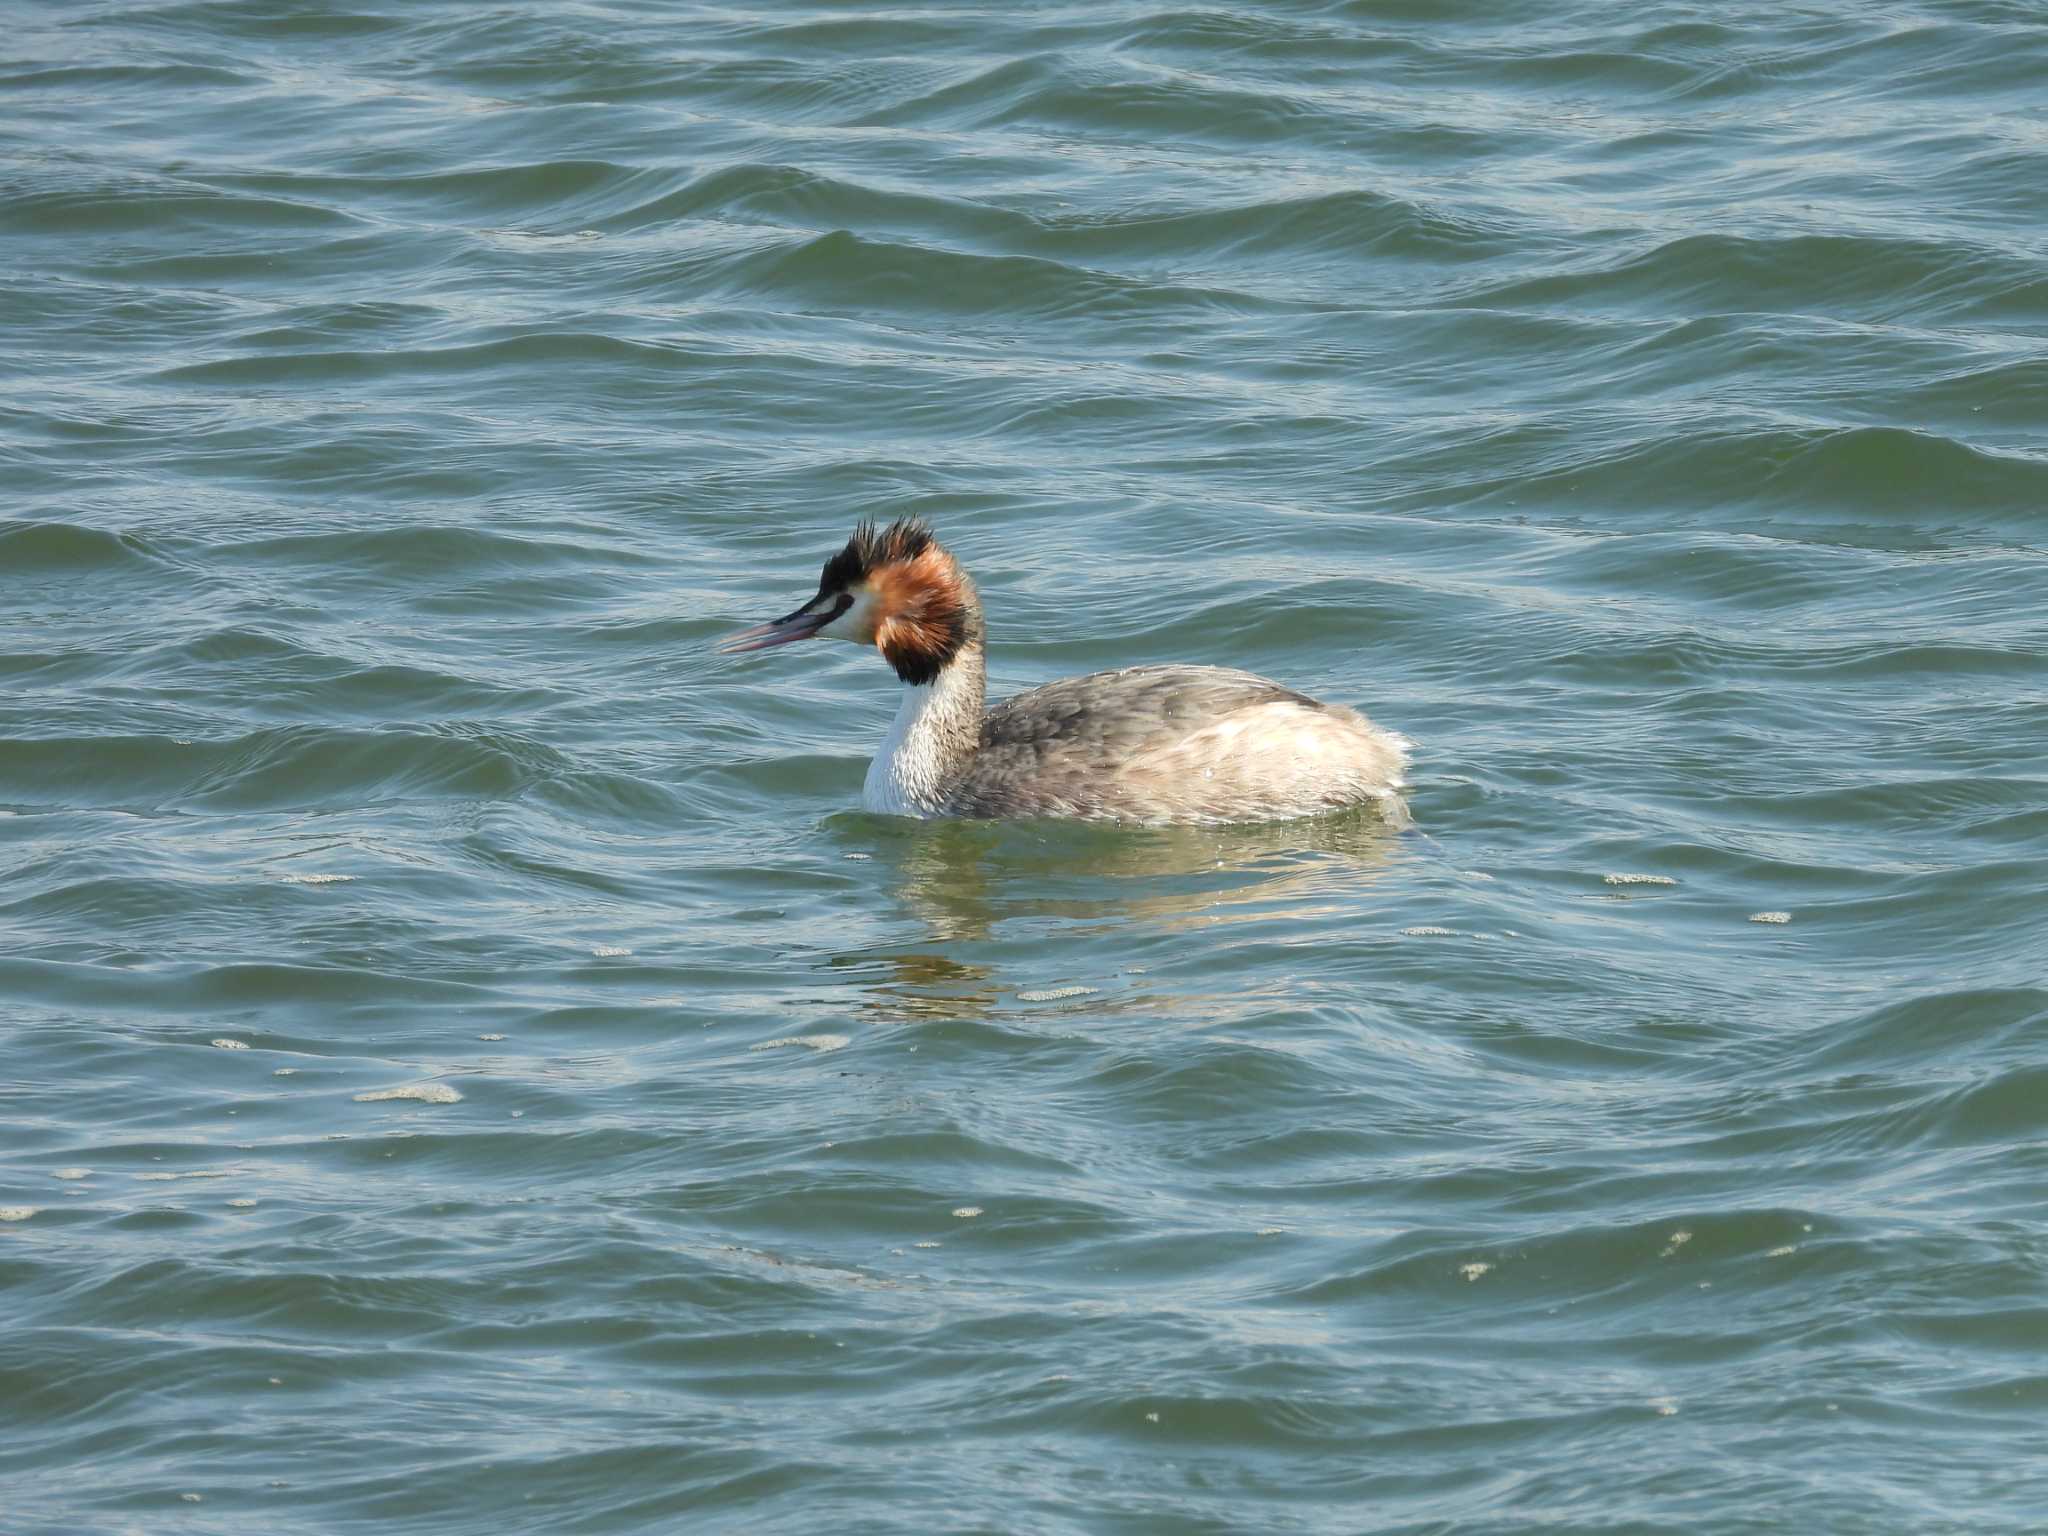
left=719, top=520, right=1411, bottom=826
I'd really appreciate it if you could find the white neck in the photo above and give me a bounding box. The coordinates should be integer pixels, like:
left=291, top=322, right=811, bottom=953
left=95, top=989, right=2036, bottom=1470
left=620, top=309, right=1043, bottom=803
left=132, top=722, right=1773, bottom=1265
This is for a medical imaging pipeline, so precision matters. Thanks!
left=862, top=649, right=984, bottom=817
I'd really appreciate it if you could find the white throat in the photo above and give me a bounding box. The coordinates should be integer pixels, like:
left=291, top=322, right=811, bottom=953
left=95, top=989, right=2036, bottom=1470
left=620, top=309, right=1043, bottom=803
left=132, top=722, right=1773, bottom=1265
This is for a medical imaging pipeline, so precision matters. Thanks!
left=862, top=661, right=979, bottom=817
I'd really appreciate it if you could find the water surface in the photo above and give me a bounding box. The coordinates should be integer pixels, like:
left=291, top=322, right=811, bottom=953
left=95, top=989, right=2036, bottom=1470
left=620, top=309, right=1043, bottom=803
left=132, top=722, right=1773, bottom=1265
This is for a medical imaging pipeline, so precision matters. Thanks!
left=4, top=2, right=2047, bottom=1532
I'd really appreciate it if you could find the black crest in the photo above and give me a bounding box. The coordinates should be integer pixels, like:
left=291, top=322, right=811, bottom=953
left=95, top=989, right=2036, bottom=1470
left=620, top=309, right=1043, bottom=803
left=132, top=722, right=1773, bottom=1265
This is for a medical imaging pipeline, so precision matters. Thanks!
left=819, top=517, right=937, bottom=594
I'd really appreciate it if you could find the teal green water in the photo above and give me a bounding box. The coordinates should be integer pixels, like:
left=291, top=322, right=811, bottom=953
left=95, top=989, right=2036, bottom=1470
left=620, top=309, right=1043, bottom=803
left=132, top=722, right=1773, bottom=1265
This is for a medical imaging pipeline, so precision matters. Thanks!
left=5, top=3, right=2048, bottom=1531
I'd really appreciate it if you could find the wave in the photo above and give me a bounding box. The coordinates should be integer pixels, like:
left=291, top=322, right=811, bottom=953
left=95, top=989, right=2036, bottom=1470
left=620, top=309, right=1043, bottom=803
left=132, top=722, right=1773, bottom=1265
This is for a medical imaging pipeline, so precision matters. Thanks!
left=149, top=331, right=743, bottom=386
left=0, top=725, right=572, bottom=810
left=705, top=228, right=1270, bottom=323
left=0, top=174, right=358, bottom=236
left=0, top=520, right=168, bottom=571
left=1794, top=988, right=2048, bottom=1073
left=209, top=523, right=602, bottom=575
left=1442, top=423, right=2048, bottom=524
left=599, top=163, right=1030, bottom=245
left=1457, top=232, right=2048, bottom=325
left=206, top=159, right=682, bottom=226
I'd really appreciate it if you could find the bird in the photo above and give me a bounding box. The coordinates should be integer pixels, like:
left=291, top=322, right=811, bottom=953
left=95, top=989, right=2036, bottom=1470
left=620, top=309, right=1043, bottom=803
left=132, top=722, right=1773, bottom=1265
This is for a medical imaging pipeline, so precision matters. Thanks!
left=718, top=519, right=1410, bottom=826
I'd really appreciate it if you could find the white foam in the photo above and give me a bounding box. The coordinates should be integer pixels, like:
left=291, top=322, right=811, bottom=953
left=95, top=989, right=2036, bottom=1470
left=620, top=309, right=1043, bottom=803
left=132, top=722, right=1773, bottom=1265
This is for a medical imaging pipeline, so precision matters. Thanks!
left=226, top=1198, right=258, bottom=1208
left=590, top=945, right=632, bottom=958
left=1766, top=1243, right=1797, bottom=1257
left=952, top=1206, right=983, bottom=1219
left=273, top=1068, right=297, bottom=1076
left=135, top=1169, right=233, bottom=1182
left=1459, top=1261, right=1492, bottom=1281
left=1017, top=986, right=1096, bottom=1002
left=52, top=1168, right=91, bottom=1181
left=354, top=1082, right=462, bottom=1104
left=1605, top=873, right=1677, bottom=886
left=280, top=872, right=352, bottom=885
left=1403, top=926, right=1456, bottom=937
left=1749, top=911, right=1792, bottom=924
left=477, top=1033, right=506, bottom=1041
left=749, top=1034, right=848, bottom=1053
left=0, top=1206, right=37, bottom=1222
left=1659, top=1229, right=1693, bottom=1258
left=913, top=1241, right=942, bottom=1249
left=1649, top=1397, right=1679, bottom=1417
left=1256, top=1227, right=1289, bottom=1237
left=211, top=1038, right=251, bottom=1051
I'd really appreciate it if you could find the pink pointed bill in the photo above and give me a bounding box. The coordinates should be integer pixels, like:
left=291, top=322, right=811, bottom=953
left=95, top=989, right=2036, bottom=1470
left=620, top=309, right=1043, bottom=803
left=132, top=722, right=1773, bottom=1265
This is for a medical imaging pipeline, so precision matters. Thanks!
left=716, top=605, right=832, bottom=654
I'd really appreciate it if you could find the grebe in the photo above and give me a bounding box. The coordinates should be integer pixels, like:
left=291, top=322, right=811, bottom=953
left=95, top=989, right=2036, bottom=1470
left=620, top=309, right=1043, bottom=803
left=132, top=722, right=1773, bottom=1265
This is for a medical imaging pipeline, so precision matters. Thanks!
left=718, top=520, right=1411, bottom=826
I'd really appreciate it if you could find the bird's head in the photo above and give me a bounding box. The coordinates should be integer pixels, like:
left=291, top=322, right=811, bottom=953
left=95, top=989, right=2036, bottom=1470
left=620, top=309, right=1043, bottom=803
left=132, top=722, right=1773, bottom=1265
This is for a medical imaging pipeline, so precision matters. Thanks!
left=718, top=518, right=978, bottom=685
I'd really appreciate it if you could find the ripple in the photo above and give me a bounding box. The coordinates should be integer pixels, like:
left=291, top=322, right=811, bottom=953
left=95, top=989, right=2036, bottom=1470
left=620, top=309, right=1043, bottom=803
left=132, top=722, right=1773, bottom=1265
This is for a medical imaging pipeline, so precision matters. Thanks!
left=0, top=724, right=571, bottom=810
left=0, top=174, right=359, bottom=236
left=1461, top=232, right=2048, bottom=326
left=0, top=521, right=169, bottom=572
left=150, top=331, right=757, bottom=388
left=598, top=162, right=1026, bottom=246
left=721, top=228, right=1270, bottom=324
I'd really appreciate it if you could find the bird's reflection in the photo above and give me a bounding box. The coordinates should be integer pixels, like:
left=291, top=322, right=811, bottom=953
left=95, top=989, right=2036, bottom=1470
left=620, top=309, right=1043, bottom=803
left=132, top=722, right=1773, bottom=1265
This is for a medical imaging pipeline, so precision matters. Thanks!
left=820, top=809, right=1405, bottom=1024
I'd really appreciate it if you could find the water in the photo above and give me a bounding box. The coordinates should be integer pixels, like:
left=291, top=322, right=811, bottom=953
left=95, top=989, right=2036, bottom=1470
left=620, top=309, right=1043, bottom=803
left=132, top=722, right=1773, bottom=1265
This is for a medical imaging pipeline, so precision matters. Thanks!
left=5, top=2, right=2047, bottom=1530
